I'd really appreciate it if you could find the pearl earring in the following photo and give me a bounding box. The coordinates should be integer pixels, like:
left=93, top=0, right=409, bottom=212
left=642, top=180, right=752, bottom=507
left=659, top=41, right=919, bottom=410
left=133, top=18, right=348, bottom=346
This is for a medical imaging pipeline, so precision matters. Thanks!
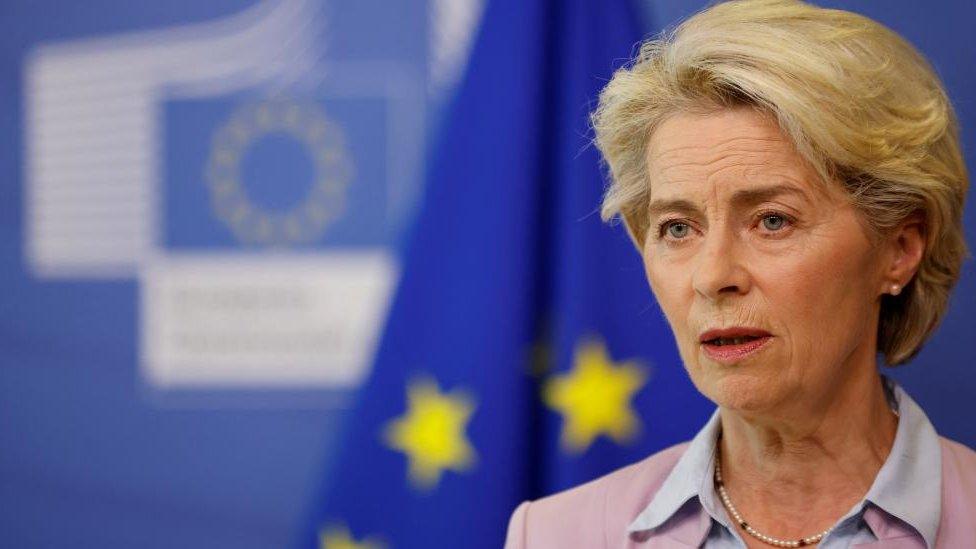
left=890, top=284, right=901, bottom=296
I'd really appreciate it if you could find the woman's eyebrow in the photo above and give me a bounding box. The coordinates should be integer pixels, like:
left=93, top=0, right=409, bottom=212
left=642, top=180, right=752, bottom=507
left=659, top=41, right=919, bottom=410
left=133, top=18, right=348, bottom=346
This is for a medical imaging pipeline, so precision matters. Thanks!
left=646, top=198, right=701, bottom=220
left=647, top=184, right=810, bottom=219
left=729, top=184, right=811, bottom=209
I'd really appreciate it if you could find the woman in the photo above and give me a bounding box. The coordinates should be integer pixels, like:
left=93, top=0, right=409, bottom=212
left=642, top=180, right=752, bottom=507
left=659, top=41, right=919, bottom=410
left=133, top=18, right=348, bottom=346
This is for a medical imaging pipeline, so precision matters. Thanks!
left=505, top=1, right=975, bottom=547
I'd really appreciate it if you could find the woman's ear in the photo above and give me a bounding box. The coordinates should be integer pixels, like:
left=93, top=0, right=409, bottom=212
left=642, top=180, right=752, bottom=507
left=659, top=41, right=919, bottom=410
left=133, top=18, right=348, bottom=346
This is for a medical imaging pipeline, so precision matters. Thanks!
left=882, top=212, right=925, bottom=294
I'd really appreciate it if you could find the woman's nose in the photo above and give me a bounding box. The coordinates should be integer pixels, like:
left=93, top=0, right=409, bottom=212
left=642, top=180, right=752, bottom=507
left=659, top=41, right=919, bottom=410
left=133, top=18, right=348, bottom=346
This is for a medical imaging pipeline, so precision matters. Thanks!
left=691, top=229, right=751, bottom=300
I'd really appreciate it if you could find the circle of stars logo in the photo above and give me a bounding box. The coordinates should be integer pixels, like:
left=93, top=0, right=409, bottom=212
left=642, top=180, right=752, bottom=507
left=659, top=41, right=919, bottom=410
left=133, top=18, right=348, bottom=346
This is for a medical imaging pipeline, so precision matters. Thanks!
left=205, top=99, right=353, bottom=246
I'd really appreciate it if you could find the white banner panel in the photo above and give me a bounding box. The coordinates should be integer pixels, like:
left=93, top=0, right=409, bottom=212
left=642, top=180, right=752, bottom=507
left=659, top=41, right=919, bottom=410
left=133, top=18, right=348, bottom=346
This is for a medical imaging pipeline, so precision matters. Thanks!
left=141, top=252, right=396, bottom=387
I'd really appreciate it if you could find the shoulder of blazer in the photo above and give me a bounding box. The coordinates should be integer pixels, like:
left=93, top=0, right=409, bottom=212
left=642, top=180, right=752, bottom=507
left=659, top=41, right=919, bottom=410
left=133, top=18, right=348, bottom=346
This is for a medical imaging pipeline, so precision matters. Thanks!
left=935, top=436, right=976, bottom=547
left=504, top=442, right=691, bottom=549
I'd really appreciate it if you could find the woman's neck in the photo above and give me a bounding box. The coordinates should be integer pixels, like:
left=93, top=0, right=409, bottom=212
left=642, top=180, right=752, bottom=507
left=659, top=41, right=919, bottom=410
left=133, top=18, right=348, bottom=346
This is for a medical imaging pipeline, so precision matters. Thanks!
left=716, top=367, right=899, bottom=540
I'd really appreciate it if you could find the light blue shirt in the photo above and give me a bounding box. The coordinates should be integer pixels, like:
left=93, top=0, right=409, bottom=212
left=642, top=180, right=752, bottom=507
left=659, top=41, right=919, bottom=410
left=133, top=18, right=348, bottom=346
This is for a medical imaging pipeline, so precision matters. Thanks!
left=627, top=377, right=942, bottom=548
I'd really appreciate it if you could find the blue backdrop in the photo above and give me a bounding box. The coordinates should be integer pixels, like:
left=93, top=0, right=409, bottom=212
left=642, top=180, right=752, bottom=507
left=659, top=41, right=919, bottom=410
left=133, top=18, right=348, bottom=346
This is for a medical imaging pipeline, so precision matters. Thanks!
left=0, top=1, right=973, bottom=548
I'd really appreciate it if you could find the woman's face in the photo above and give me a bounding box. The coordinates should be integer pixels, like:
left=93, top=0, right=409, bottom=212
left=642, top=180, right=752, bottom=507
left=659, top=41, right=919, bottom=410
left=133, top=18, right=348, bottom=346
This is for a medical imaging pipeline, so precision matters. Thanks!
left=641, top=108, right=888, bottom=417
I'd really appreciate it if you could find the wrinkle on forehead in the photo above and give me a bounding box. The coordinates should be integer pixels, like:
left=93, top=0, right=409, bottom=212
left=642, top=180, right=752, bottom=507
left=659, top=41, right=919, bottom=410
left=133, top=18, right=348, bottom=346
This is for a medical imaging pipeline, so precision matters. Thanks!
left=649, top=134, right=788, bottom=167
left=644, top=109, right=835, bottom=203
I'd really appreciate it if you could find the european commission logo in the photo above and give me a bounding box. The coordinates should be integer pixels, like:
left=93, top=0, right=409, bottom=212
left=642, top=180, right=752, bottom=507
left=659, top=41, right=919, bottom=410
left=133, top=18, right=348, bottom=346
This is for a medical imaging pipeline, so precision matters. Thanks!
left=204, top=100, right=351, bottom=247
left=19, top=0, right=464, bottom=393
left=165, top=95, right=371, bottom=252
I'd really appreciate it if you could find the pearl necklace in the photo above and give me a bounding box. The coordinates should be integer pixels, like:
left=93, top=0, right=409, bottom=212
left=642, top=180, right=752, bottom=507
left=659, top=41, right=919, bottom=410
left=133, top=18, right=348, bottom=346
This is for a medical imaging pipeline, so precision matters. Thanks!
left=714, top=446, right=831, bottom=547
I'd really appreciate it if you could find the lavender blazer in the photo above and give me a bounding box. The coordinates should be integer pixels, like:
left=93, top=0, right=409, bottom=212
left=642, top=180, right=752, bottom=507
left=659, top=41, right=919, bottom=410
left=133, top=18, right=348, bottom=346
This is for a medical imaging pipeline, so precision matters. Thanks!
left=504, top=437, right=976, bottom=548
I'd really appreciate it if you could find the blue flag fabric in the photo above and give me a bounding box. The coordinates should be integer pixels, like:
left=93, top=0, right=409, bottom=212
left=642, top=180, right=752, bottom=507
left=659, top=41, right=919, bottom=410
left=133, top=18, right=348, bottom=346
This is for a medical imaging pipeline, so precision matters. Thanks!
left=305, top=0, right=714, bottom=547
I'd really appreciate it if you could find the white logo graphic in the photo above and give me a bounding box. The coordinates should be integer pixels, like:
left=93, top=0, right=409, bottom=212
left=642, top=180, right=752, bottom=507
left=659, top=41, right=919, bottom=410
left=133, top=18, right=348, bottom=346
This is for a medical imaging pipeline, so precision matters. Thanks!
left=25, top=0, right=326, bottom=276
left=22, top=0, right=417, bottom=392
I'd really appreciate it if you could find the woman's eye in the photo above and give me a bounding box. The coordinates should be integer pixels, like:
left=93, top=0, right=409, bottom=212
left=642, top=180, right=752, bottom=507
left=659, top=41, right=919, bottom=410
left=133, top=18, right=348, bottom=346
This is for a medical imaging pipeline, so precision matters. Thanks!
left=666, top=222, right=690, bottom=239
left=760, top=214, right=787, bottom=231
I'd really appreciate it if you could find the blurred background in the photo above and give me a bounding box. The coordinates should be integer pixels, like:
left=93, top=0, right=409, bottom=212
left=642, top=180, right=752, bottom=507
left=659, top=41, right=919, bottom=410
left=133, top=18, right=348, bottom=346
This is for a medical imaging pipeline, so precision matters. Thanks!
left=1, top=1, right=973, bottom=548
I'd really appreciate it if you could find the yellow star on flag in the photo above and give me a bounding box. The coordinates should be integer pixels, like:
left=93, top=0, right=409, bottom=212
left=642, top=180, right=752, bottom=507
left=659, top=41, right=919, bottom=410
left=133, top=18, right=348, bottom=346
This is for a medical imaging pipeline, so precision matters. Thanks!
left=383, top=377, right=476, bottom=489
left=543, top=338, right=648, bottom=453
left=319, top=524, right=385, bottom=549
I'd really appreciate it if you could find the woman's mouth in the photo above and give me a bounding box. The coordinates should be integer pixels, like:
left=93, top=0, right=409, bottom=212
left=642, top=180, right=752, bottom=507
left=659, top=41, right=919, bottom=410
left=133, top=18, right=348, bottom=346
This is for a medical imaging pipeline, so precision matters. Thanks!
left=700, top=328, right=773, bottom=364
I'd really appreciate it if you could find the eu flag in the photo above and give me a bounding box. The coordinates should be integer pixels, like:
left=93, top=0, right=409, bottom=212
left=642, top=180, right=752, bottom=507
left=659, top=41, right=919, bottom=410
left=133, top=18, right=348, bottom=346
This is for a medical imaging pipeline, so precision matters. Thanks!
left=304, top=0, right=714, bottom=547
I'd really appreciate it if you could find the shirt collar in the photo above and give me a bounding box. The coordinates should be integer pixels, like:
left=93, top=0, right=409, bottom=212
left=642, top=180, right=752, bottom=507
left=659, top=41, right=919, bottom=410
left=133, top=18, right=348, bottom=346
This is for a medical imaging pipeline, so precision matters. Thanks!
left=626, top=377, right=942, bottom=548
left=626, top=407, right=720, bottom=540
left=862, top=377, right=942, bottom=549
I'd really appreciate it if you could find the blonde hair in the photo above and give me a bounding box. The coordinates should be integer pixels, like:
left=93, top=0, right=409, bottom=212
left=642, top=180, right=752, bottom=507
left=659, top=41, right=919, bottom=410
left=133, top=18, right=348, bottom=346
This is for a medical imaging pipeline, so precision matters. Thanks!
left=593, top=0, right=969, bottom=365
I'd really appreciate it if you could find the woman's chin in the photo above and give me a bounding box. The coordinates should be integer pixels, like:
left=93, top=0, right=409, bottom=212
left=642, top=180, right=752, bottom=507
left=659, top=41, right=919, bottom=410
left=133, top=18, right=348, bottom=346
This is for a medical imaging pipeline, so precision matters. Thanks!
left=691, top=364, right=785, bottom=413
